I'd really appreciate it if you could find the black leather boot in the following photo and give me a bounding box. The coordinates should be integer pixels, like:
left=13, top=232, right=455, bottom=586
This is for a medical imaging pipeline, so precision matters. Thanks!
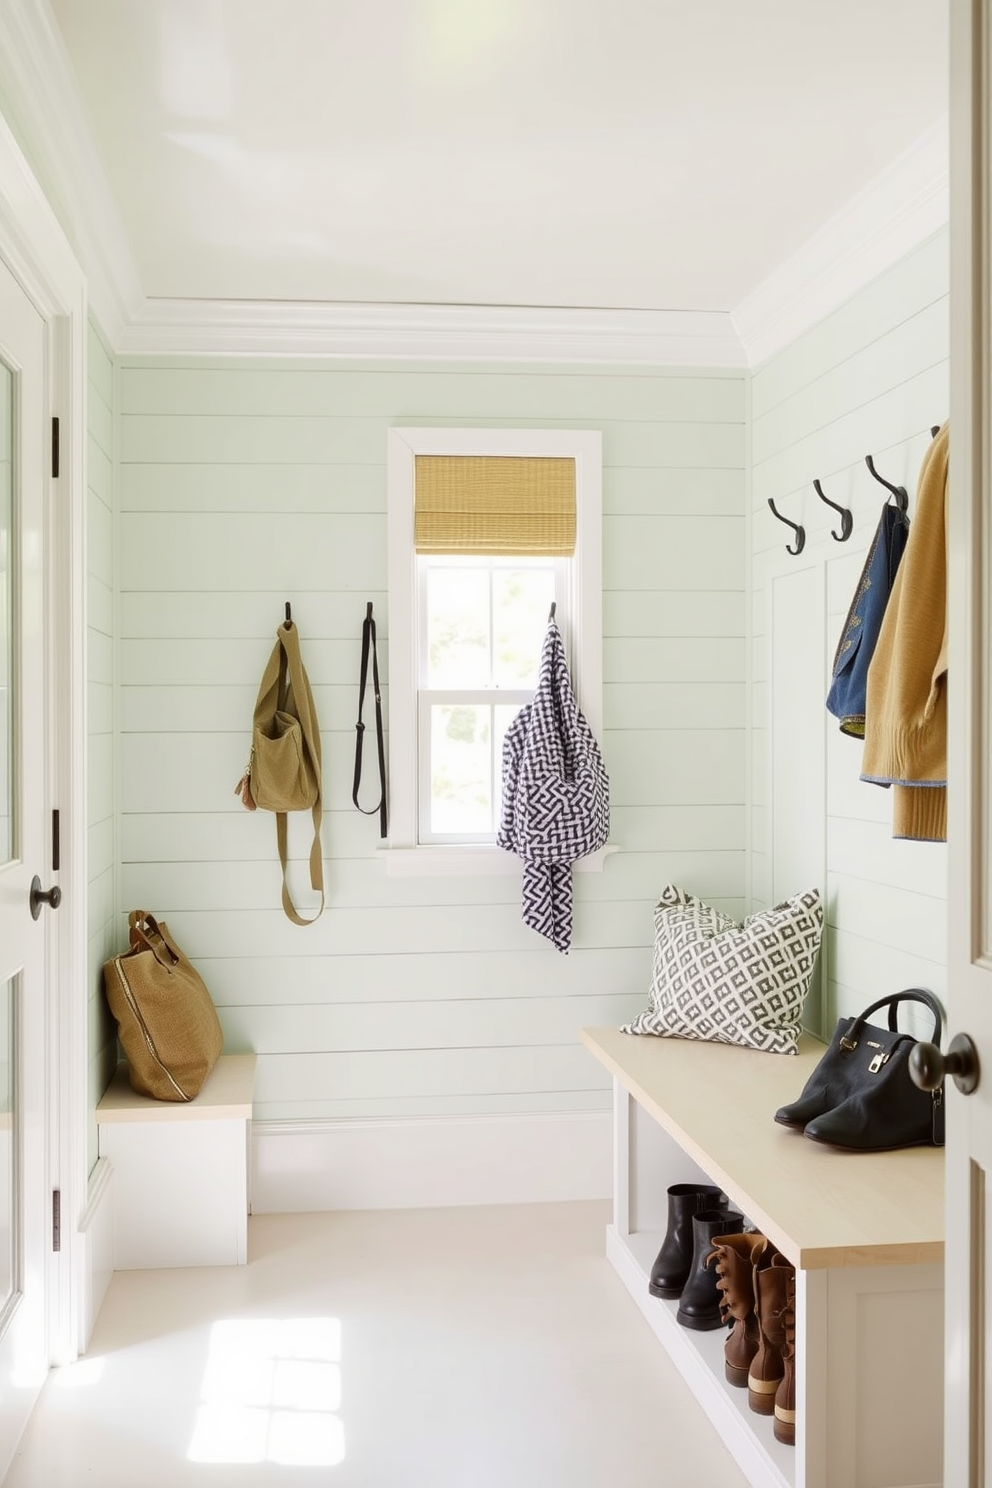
left=676, top=1208, right=746, bottom=1330
left=648, top=1184, right=728, bottom=1299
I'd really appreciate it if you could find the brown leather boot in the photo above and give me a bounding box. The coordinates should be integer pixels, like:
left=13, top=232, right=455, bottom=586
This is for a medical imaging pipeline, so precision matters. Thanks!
left=748, top=1245, right=792, bottom=1414
left=705, top=1232, right=764, bottom=1386
left=773, top=1264, right=797, bottom=1445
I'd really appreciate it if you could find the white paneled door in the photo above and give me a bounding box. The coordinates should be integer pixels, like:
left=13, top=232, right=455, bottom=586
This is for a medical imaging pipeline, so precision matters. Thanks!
left=0, top=255, right=52, bottom=1466
left=947, top=3, right=992, bottom=1484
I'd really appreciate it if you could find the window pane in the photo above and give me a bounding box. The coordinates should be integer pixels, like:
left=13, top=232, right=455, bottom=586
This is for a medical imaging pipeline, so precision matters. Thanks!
left=493, top=703, right=521, bottom=826
left=426, top=568, right=490, bottom=687
left=493, top=567, right=555, bottom=688
left=429, top=704, right=493, bottom=834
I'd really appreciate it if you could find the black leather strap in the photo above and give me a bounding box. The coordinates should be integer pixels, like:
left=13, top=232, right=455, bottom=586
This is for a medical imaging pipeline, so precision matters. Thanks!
left=353, top=602, right=387, bottom=838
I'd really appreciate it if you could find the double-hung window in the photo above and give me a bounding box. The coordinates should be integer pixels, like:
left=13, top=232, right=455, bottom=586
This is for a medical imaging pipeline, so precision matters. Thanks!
left=387, top=428, right=602, bottom=871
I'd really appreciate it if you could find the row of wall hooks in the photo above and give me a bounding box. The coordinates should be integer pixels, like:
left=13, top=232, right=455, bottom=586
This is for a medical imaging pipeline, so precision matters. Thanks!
left=767, top=427, right=942, bottom=555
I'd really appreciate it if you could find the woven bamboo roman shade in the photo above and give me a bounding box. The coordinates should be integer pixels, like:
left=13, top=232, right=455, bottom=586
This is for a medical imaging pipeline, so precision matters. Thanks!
left=414, top=455, right=576, bottom=556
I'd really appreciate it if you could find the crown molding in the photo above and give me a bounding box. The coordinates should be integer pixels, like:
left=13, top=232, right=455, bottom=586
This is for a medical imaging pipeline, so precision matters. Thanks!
left=731, top=116, right=949, bottom=368
left=0, top=1, right=948, bottom=370
left=115, top=297, right=747, bottom=366
left=0, top=0, right=143, bottom=345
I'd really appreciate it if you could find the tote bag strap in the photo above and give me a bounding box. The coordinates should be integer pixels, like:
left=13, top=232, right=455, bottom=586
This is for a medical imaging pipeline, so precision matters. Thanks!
left=265, top=621, right=325, bottom=927
left=275, top=810, right=325, bottom=927
left=352, top=602, right=387, bottom=838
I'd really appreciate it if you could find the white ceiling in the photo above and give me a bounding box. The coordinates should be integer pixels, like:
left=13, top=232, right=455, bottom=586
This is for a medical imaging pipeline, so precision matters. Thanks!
left=44, top=0, right=949, bottom=316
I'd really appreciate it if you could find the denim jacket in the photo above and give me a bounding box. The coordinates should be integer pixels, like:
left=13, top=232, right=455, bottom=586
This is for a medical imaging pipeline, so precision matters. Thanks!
left=826, top=504, right=909, bottom=737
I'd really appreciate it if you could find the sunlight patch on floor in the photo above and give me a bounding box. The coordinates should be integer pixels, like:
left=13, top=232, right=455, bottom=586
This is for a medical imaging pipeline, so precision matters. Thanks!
left=187, top=1317, right=344, bottom=1468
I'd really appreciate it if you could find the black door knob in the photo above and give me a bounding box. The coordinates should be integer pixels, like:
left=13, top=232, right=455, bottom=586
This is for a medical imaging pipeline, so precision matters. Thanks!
left=29, top=875, right=62, bottom=921
left=909, top=1033, right=980, bottom=1096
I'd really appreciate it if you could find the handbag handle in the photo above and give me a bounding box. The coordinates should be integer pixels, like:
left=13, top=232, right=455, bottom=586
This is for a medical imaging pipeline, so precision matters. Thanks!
left=842, top=988, right=943, bottom=1051
left=128, top=909, right=180, bottom=969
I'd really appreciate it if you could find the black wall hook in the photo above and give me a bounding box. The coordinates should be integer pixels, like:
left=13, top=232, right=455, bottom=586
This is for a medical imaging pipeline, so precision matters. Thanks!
left=931, top=425, right=942, bottom=439
left=865, top=455, right=909, bottom=514
left=767, top=498, right=806, bottom=556
left=284, top=601, right=293, bottom=626
left=548, top=601, right=556, bottom=622
left=813, top=478, right=853, bottom=542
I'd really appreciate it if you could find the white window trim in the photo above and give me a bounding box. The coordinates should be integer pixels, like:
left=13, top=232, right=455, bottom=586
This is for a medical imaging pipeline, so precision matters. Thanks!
left=386, top=425, right=610, bottom=876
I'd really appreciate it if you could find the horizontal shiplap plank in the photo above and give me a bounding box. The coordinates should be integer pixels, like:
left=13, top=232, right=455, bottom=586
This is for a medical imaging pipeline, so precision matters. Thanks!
left=120, top=365, right=745, bottom=423
left=88, top=574, right=113, bottom=638
left=603, top=637, right=744, bottom=684
left=249, top=1045, right=611, bottom=1110
left=87, top=318, right=114, bottom=406
left=88, top=679, right=113, bottom=734
left=119, top=849, right=743, bottom=914
left=827, top=816, right=948, bottom=898
left=751, top=365, right=947, bottom=514
left=119, top=512, right=385, bottom=591
left=120, top=730, right=370, bottom=814
left=88, top=432, right=112, bottom=498
left=604, top=466, right=745, bottom=516
left=119, top=636, right=381, bottom=688
left=87, top=629, right=113, bottom=686
left=87, top=733, right=114, bottom=821
left=121, top=589, right=387, bottom=640
left=828, top=928, right=947, bottom=1006
left=122, top=900, right=662, bottom=958
left=121, top=809, right=391, bottom=862
left=87, top=382, right=114, bottom=463
left=218, top=993, right=644, bottom=1055
left=604, top=681, right=744, bottom=730
left=825, top=871, right=947, bottom=965
left=253, top=1087, right=613, bottom=1123
left=121, top=682, right=375, bottom=734
left=751, top=228, right=949, bottom=418
left=87, top=493, right=113, bottom=587
left=191, top=947, right=654, bottom=1007
left=120, top=461, right=384, bottom=514
left=121, top=412, right=745, bottom=472
left=604, top=515, right=744, bottom=591
left=604, top=729, right=745, bottom=806
left=751, top=297, right=948, bottom=466
left=603, top=589, right=744, bottom=638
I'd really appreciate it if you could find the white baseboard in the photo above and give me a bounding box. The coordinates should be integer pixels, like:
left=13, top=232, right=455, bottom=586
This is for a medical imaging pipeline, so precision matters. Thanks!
left=77, top=1158, right=114, bottom=1352
left=251, top=1111, right=612, bottom=1214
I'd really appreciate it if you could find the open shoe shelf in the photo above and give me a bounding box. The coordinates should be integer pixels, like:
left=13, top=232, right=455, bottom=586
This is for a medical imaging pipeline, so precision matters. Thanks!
left=582, top=1027, right=944, bottom=1488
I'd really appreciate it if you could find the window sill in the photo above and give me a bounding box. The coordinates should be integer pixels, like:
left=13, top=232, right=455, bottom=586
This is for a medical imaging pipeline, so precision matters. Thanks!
left=383, top=844, right=619, bottom=878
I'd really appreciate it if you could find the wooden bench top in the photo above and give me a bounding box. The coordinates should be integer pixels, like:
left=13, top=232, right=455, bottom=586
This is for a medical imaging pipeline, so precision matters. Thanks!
left=96, top=1053, right=257, bottom=1124
left=582, top=1026, right=944, bottom=1270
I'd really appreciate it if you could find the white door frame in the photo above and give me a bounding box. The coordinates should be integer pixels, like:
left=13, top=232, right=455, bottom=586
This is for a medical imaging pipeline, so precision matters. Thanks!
left=0, top=110, right=87, bottom=1367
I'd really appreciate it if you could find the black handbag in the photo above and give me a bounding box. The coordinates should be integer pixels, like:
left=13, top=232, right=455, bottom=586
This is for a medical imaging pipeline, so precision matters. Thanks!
left=773, top=989, right=945, bottom=1151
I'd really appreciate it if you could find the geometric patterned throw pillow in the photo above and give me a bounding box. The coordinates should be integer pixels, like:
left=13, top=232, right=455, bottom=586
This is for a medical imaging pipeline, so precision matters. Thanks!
left=621, top=884, right=823, bottom=1055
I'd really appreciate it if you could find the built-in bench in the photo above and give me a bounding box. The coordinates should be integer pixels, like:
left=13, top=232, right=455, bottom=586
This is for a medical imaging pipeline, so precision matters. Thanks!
left=582, top=1026, right=944, bottom=1488
left=96, top=1053, right=257, bottom=1270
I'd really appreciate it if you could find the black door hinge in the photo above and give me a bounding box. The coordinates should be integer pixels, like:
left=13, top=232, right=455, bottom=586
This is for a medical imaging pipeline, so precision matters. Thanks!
left=51, top=417, right=59, bottom=478
left=52, top=1189, right=61, bottom=1252
left=52, top=809, right=60, bottom=872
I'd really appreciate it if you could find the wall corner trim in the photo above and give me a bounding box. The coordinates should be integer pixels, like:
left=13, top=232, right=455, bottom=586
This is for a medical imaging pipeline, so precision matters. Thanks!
left=732, top=116, right=949, bottom=369
left=251, top=1111, right=612, bottom=1214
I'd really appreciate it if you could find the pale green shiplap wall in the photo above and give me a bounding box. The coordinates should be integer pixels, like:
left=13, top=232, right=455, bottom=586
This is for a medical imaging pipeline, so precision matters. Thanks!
left=115, top=361, right=746, bottom=1122
left=750, top=229, right=949, bottom=1040
left=86, top=318, right=118, bottom=1169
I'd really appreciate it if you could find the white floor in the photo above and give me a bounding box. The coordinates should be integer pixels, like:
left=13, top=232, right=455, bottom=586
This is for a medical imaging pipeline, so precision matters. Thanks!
left=5, top=1201, right=749, bottom=1488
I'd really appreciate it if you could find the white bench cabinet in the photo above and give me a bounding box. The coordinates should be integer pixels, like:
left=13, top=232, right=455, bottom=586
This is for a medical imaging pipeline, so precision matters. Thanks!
left=581, top=1027, right=943, bottom=1488
left=96, top=1053, right=257, bottom=1270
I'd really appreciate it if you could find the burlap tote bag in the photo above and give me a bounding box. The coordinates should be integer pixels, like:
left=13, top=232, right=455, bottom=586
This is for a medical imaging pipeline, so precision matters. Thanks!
left=103, top=911, right=223, bottom=1101
left=235, top=619, right=325, bottom=925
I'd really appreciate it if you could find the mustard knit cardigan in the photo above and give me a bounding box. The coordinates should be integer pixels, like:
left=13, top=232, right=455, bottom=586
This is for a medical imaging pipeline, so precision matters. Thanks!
left=860, top=423, right=949, bottom=842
